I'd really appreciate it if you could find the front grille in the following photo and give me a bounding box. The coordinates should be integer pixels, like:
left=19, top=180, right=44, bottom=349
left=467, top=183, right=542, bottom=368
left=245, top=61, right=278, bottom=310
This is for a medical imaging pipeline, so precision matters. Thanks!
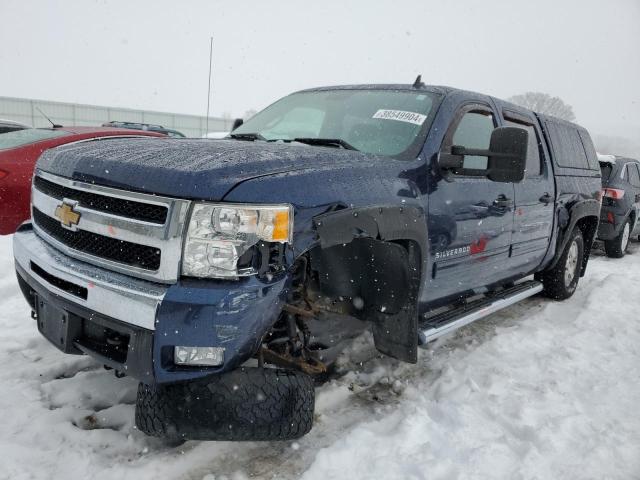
left=34, top=176, right=168, bottom=224
left=33, top=208, right=161, bottom=271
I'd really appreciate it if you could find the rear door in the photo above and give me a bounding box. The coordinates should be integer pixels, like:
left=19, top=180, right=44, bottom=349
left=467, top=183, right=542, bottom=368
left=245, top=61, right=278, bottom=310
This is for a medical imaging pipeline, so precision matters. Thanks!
left=427, top=101, right=515, bottom=298
left=502, top=109, right=555, bottom=270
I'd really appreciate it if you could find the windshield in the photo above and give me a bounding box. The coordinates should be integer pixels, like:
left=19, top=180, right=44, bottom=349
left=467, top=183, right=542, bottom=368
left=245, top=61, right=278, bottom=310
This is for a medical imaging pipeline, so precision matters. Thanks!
left=233, top=89, right=438, bottom=157
left=0, top=128, right=68, bottom=150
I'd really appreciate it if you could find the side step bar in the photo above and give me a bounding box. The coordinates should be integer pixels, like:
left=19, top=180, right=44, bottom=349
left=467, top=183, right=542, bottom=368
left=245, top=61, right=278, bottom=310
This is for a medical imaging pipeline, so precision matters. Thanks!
left=418, top=280, right=543, bottom=346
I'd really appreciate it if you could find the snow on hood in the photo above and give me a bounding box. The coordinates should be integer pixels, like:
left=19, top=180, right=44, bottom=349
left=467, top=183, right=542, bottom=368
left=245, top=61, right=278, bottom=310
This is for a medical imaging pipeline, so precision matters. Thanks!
left=36, top=136, right=382, bottom=201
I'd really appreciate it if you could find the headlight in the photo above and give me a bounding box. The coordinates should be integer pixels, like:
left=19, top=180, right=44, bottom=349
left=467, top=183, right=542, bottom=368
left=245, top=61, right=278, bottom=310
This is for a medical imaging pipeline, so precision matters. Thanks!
left=182, top=203, right=293, bottom=278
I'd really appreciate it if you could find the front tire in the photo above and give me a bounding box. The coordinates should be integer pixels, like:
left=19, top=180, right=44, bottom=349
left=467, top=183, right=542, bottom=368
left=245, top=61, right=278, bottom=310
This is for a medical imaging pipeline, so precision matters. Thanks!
left=604, top=219, right=630, bottom=258
left=135, top=367, right=315, bottom=441
left=539, top=228, right=584, bottom=300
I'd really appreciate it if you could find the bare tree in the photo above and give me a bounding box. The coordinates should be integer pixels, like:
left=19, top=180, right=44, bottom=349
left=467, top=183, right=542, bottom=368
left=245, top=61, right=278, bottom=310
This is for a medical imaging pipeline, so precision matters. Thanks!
left=507, top=92, right=576, bottom=121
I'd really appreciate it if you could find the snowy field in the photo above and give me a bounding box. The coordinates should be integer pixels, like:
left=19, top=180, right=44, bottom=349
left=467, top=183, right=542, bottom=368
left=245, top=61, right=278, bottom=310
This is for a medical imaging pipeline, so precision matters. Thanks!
left=1, top=233, right=640, bottom=480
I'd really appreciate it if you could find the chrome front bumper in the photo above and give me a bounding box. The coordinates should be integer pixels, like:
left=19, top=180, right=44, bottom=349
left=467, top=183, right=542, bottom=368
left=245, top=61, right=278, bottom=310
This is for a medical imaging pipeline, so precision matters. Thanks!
left=13, top=227, right=166, bottom=330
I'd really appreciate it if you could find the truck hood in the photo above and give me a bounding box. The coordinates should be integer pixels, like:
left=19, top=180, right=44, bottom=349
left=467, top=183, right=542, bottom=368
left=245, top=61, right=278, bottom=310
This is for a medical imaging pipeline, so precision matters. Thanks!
left=36, top=137, right=384, bottom=201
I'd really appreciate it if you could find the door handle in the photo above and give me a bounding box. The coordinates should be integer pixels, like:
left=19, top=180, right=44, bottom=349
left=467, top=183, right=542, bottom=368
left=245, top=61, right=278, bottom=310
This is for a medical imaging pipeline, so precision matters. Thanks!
left=493, top=195, right=513, bottom=208
left=539, top=193, right=553, bottom=204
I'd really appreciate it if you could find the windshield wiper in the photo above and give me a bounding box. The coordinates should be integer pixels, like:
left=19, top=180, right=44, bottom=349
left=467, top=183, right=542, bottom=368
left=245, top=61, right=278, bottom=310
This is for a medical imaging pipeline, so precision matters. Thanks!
left=293, top=137, right=359, bottom=151
left=228, top=134, right=360, bottom=151
left=228, top=132, right=267, bottom=141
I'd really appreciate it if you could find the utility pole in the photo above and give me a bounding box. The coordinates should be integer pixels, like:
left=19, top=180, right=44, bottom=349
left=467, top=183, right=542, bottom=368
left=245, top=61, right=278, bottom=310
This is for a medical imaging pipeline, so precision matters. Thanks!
left=205, top=36, right=213, bottom=134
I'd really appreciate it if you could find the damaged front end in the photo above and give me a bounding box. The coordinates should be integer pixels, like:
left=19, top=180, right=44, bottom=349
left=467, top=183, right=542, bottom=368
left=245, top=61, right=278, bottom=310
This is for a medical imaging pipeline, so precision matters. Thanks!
left=261, top=205, right=427, bottom=380
left=19, top=153, right=429, bottom=386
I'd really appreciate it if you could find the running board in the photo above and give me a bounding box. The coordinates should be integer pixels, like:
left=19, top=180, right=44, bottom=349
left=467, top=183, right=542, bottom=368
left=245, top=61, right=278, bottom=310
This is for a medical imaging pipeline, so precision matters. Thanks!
left=418, top=280, right=543, bottom=346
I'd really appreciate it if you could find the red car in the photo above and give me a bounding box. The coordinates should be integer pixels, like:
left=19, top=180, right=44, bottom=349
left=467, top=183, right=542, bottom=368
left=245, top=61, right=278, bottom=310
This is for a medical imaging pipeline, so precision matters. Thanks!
left=0, top=126, right=164, bottom=235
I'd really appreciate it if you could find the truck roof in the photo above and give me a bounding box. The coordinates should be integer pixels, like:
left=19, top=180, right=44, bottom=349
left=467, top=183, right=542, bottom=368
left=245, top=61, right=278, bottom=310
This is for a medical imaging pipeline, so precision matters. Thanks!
left=297, top=84, right=581, bottom=128
left=297, top=83, right=454, bottom=96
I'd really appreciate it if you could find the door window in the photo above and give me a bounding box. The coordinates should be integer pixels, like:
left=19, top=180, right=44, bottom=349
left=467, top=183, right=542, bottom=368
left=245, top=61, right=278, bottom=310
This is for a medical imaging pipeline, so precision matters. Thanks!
left=504, top=119, right=543, bottom=178
left=451, top=111, right=495, bottom=170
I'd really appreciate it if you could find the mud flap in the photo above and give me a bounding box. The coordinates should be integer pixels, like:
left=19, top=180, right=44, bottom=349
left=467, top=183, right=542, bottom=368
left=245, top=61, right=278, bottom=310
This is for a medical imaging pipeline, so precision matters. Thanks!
left=370, top=240, right=419, bottom=364
left=371, top=306, right=418, bottom=363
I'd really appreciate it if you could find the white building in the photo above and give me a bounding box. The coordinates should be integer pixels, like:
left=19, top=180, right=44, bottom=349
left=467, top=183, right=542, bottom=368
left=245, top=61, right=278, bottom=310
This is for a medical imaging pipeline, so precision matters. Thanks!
left=0, top=96, right=233, bottom=138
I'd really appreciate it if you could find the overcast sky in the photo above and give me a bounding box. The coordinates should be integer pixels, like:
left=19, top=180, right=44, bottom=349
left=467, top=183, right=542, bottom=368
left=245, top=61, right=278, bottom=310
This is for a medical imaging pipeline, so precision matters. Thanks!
left=1, top=0, right=638, bottom=138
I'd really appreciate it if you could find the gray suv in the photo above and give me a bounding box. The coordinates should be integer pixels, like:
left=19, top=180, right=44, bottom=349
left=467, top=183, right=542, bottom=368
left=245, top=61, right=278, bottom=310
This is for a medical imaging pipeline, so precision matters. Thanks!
left=598, top=155, right=640, bottom=257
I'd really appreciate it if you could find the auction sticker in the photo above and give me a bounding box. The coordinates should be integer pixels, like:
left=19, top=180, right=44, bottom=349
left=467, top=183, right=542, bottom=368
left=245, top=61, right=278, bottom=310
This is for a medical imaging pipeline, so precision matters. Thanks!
left=373, top=109, right=427, bottom=125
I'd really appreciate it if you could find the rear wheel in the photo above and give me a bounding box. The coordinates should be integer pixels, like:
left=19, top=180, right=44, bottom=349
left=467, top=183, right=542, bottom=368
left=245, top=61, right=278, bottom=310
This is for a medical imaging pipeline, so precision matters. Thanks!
left=539, top=228, right=584, bottom=300
left=604, top=219, right=630, bottom=258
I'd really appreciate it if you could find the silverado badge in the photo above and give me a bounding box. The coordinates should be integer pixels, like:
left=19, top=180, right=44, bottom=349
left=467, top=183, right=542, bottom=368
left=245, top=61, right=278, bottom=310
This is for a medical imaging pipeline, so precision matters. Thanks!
left=54, top=201, right=81, bottom=229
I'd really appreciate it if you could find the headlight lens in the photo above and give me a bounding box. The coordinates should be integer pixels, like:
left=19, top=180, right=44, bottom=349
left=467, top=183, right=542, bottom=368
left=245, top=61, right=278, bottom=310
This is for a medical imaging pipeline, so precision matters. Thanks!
left=182, top=203, right=292, bottom=278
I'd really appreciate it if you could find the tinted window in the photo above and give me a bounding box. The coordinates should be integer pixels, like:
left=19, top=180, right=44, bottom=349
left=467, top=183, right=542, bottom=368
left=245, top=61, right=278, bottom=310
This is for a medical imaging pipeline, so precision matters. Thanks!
left=452, top=111, right=495, bottom=170
left=599, top=162, right=613, bottom=183
left=0, top=125, right=27, bottom=134
left=628, top=163, right=640, bottom=187
left=165, top=131, right=186, bottom=138
left=578, top=130, right=599, bottom=170
left=505, top=120, right=542, bottom=178
left=234, top=90, right=438, bottom=158
left=546, top=121, right=590, bottom=169
left=0, top=128, right=68, bottom=150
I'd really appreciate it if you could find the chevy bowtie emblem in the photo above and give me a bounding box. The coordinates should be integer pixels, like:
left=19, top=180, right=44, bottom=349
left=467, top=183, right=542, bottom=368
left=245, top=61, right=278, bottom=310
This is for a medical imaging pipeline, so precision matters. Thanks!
left=54, top=201, right=81, bottom=229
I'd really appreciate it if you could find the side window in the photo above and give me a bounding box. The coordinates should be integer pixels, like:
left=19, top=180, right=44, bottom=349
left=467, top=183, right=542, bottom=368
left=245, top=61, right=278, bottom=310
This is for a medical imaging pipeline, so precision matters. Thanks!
left=451, top=111, right=495, bottom=170
left=504, top=119, right=542, bottom=178
left=578, top=130, right=600, bottom=170
left=546, top=122, right=590, bottom=169
left=628, top=163, right=640, bottom=187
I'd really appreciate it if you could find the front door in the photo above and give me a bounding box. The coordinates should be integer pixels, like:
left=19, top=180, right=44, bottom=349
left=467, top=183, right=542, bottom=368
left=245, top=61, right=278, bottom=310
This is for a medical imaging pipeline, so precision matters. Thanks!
left=427, top=102, right=515, bottom=301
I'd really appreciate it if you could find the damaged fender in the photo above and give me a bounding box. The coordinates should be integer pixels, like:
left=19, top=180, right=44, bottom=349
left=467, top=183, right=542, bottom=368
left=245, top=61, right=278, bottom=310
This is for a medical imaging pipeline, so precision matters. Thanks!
left=313, top=206, right=427, bottom=363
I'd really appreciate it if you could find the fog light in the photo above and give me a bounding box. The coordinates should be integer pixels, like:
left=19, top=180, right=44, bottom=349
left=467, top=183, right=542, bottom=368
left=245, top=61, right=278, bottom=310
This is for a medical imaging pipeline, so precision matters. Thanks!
left=174, top=346, right=225, bottom=366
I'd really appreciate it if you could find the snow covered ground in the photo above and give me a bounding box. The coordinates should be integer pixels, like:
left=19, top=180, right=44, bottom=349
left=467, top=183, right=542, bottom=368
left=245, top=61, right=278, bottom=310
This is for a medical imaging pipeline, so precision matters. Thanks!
left=1, top=233, right=640, bottom=480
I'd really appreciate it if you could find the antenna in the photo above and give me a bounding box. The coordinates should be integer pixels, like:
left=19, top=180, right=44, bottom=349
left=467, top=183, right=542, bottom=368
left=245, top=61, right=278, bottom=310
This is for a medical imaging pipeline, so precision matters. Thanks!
left=413, top=74, right=425, bottom=88
left=205, top=36, right=214, bottom=134
left=36, top=107, right=63, bottom=128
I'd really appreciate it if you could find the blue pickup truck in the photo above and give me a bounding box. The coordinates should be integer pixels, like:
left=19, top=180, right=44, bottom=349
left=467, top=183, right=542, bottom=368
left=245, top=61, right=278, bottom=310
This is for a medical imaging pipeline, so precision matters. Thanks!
left=13, top=79, right=601, bottom=441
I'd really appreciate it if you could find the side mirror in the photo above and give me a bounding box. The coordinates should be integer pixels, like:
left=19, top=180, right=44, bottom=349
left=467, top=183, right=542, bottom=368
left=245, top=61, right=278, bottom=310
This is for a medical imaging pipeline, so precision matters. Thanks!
left=438, top=126, right=528, bottom=183
left=487, top=126, right=528, bottom=183
left=231, top=118, right=244, bottom=131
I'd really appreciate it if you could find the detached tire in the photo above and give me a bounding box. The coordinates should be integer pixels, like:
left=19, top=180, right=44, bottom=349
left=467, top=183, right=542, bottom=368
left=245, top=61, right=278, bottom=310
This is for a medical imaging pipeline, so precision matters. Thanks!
left=539, top=228, right=584, bottom=300
left=135, top=367, right=314, bottom=441
left=604, top=219, right=630, bottom=258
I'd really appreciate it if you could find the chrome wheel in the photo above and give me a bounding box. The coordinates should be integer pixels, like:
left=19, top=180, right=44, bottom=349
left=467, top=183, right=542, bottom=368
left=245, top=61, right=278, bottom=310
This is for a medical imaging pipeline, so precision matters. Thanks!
left=621, top=222, right=630, bottom=252
left=564, top=241, right=578, bottom=286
